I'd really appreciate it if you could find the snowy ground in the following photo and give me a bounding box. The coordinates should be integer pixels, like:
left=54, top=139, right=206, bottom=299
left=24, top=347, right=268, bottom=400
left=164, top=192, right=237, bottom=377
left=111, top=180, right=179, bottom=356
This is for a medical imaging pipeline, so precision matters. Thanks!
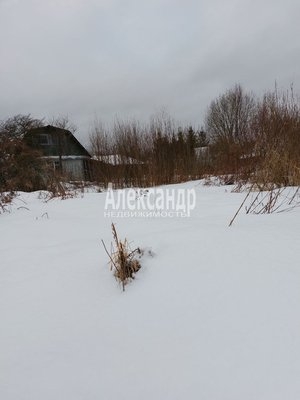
left=1, top=181, right=300, bottom=400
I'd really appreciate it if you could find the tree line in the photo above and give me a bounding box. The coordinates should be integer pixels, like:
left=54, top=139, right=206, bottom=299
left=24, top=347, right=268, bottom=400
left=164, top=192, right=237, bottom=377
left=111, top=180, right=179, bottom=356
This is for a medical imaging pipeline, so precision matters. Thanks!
left=89, top=113, right=209, bottom=188
left=1, top=84, right=300, bottom=193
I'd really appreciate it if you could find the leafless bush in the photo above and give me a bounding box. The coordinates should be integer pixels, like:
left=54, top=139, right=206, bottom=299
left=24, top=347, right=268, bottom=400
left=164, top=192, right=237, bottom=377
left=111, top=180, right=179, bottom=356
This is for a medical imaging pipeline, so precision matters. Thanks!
left=89, top=113, right=206, bottom=188
left=0, top=139, right=49, bottom=192
left=0, top=114, right=48, bottom=192
left=36, top=170, right=80, bottom=201
left=0, top=192, right=14, bottom=214
left=102, top=223, right=141, bottom=291
left=89, top=119, right=146, bottom=188
left=251, top=88, right=300, bottom=187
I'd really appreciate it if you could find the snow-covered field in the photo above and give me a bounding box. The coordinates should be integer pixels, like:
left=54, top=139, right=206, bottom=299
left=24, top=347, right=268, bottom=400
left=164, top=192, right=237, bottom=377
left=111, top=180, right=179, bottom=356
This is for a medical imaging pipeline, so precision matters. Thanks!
left=1, top=181, right=300, bottom=400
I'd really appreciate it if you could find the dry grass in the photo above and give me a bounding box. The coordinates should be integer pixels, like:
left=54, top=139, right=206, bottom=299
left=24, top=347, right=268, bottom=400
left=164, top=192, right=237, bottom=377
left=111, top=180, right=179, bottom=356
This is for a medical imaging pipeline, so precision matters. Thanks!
left=102, top=223, right=141, bottom=291
left=229, top=184, right=300, bottom=226
left=245, top=186, right=300, bottom=214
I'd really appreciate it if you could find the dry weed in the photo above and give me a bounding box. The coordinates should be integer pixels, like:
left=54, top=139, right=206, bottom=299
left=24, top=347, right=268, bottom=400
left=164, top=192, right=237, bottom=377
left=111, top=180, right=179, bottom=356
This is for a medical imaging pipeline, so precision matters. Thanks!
left=102, top=223, right=141, bottom=291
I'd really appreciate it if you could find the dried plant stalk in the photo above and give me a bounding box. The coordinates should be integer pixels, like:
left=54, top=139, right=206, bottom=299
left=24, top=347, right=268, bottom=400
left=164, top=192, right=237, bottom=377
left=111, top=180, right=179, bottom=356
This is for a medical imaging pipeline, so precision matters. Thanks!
left=102, top=223, right=141, bottom=291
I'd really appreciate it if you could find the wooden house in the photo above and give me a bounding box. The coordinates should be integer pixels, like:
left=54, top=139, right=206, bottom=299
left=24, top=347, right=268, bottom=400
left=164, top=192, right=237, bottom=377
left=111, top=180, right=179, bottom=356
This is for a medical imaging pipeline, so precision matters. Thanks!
left=24, top=125, right=91, bottom=180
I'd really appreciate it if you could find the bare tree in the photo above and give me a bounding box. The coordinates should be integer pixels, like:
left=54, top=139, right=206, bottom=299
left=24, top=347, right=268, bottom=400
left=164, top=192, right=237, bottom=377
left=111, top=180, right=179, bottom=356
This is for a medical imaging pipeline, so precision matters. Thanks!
left=205, top=84, right=257, bottom=176
left=48, top=115, right=77, bottom=134
left=0, top=114, right=43, bottom=141
left=205, top=84, right=256, bottom=145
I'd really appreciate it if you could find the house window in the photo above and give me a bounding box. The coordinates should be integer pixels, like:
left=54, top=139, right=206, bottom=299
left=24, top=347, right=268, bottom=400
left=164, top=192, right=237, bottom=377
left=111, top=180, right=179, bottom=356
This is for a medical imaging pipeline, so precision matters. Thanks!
left=39, top=134, right=51, bottom=145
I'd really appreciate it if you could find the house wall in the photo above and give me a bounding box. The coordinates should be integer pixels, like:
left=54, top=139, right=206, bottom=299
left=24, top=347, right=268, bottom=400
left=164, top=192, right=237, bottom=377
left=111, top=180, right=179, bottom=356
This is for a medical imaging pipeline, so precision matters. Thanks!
left=62, top=159, right=85, bottom=180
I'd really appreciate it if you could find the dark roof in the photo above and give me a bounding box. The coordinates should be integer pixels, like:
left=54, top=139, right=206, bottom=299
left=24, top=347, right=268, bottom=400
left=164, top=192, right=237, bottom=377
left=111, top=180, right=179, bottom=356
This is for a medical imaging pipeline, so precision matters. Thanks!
left=25, top=125, right=91, bottom=158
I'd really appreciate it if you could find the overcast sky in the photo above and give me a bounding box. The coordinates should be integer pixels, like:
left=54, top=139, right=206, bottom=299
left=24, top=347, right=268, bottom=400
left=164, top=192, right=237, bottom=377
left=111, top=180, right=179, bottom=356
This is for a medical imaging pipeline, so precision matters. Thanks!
left=1, top=0, right=300, bottom=143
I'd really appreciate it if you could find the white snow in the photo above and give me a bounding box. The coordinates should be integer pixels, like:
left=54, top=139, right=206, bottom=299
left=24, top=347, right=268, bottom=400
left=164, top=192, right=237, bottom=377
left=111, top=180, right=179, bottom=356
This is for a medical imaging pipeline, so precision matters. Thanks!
left=92, top=154, right=142, bottom=165
left=1, top=181, right=300, bottom=400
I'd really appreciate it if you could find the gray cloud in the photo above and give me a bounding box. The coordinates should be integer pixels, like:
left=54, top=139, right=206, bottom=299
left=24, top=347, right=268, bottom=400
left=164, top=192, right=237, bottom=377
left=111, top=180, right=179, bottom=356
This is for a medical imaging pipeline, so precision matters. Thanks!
left=1, top=0, right=300, bottom=142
